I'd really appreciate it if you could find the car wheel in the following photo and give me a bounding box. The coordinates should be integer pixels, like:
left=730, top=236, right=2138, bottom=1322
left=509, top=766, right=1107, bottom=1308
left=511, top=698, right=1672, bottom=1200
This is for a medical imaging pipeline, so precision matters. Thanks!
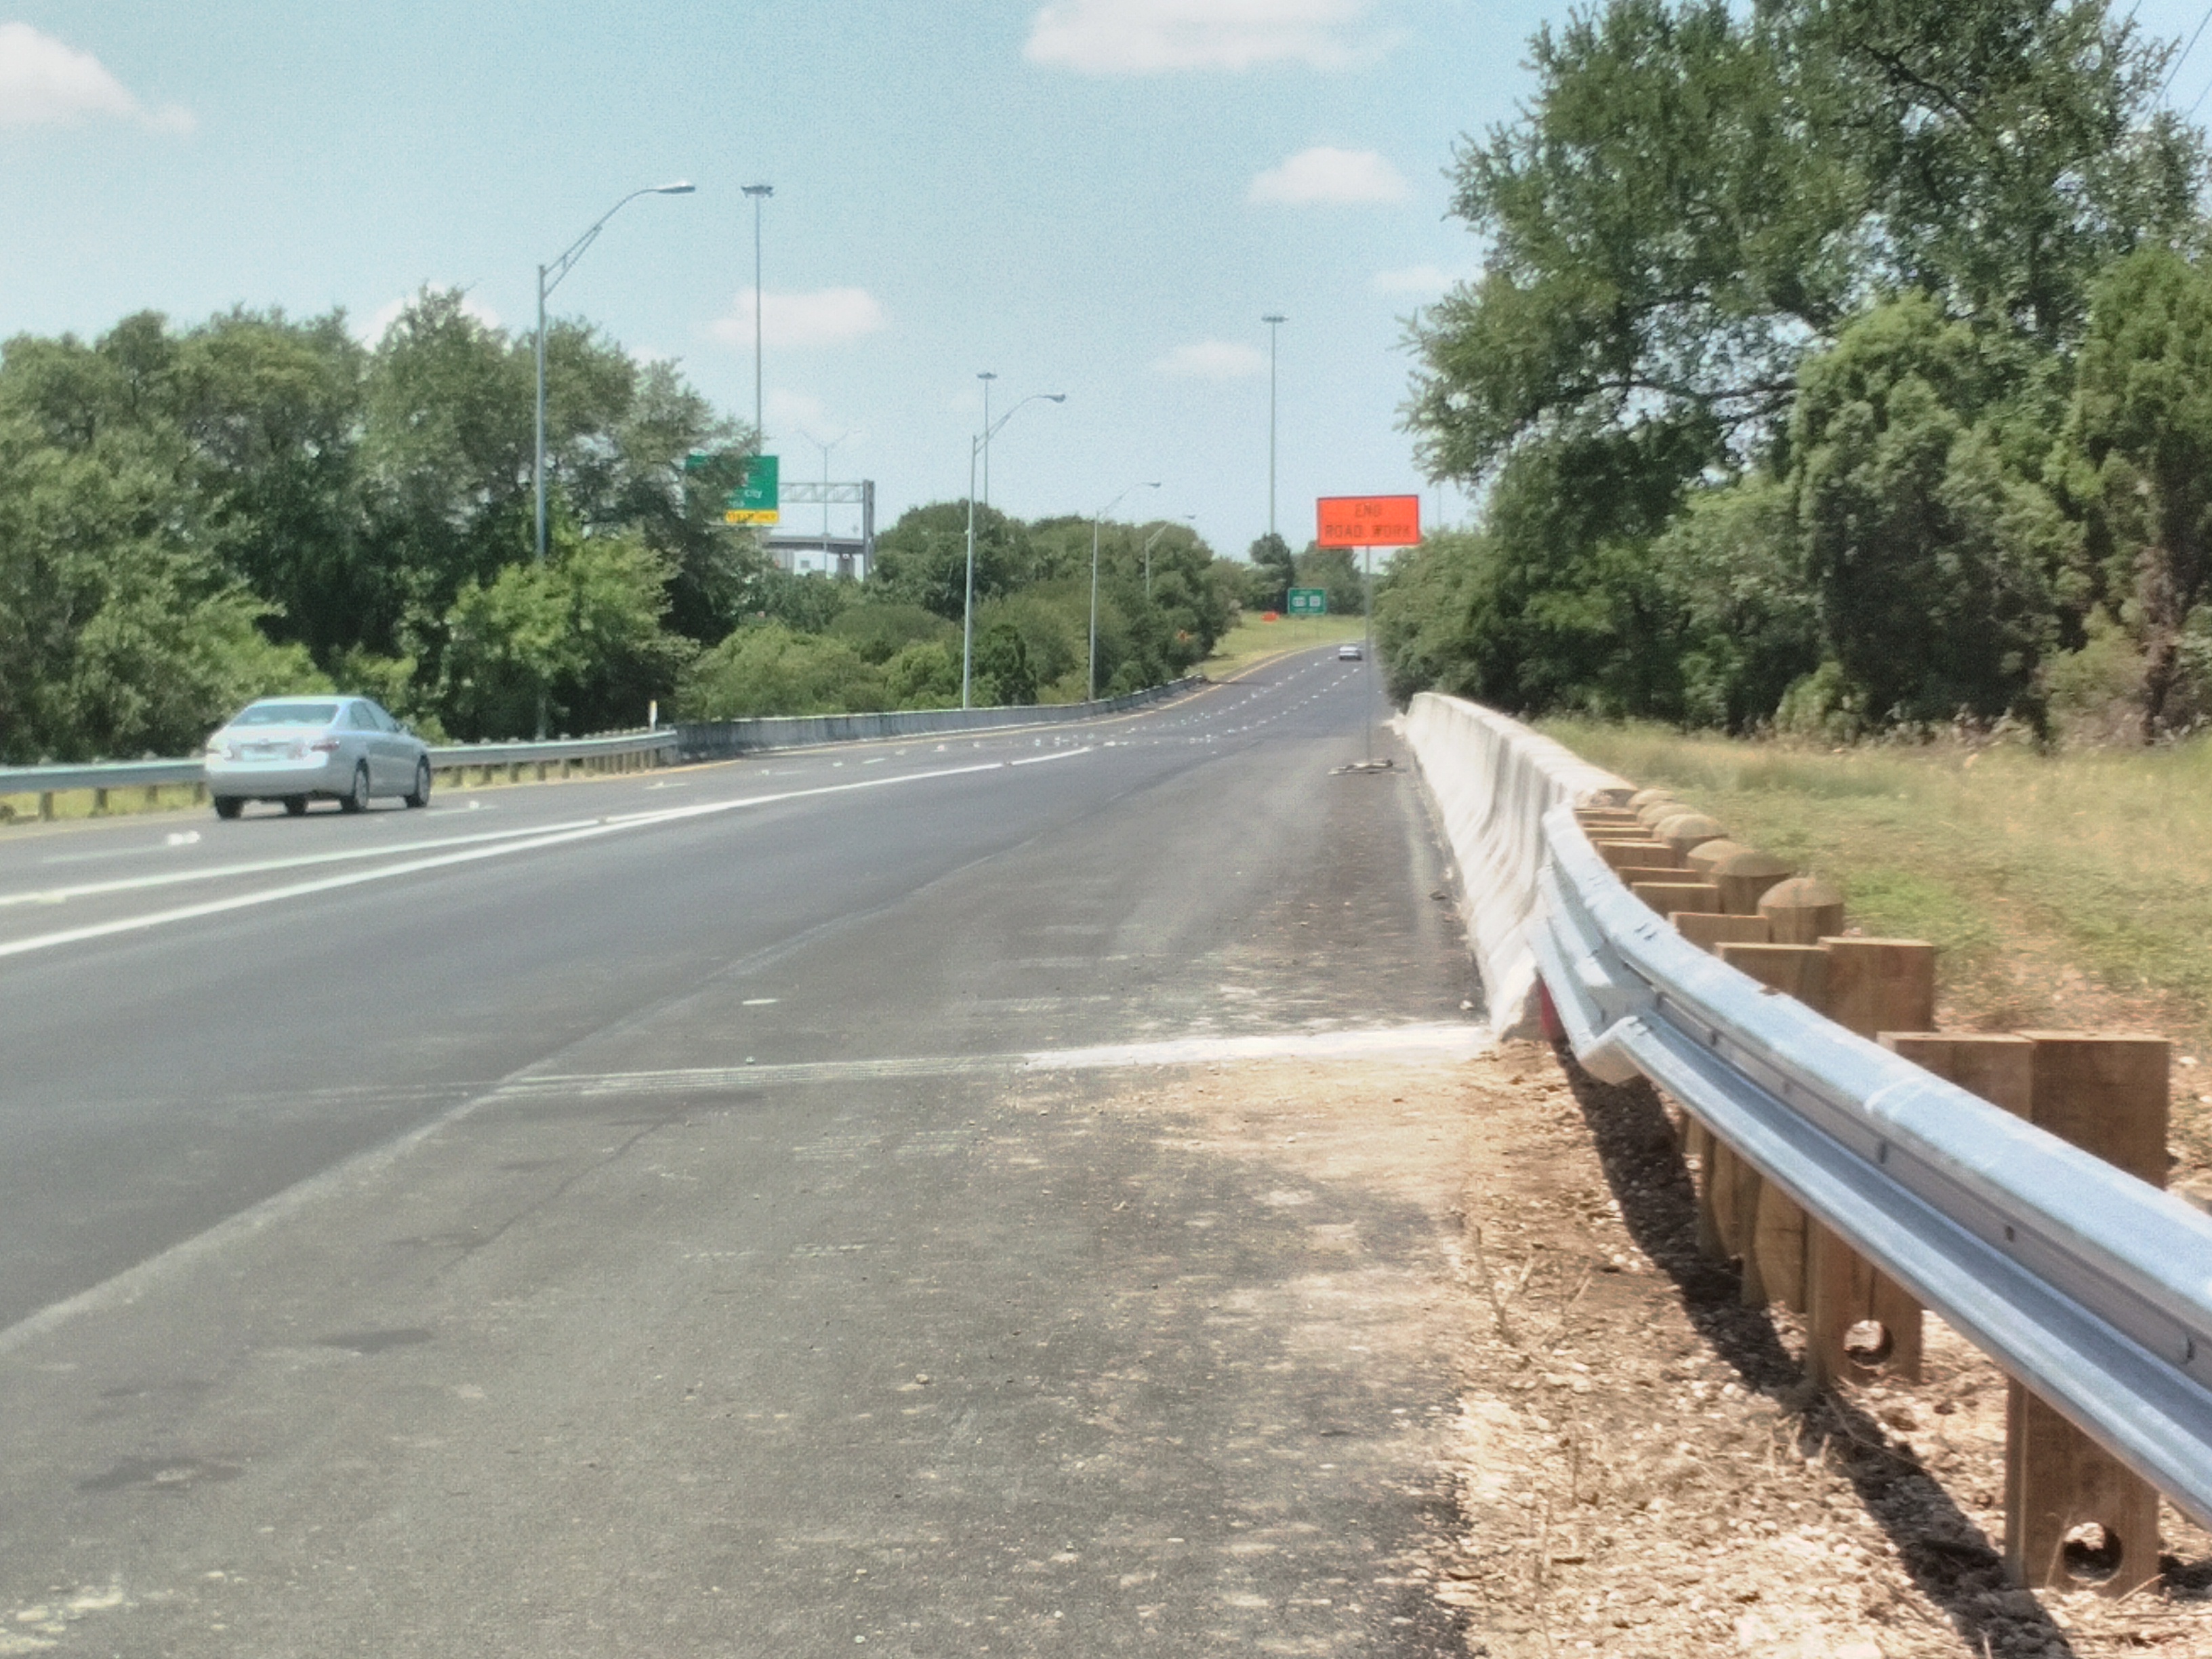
left=340, top=764, right=369, bottom=814
left=403, top=758, right=432, bottom=809
left=213, top=797, right=243, bottom=821
left=284, top=796, right=309, bottom=817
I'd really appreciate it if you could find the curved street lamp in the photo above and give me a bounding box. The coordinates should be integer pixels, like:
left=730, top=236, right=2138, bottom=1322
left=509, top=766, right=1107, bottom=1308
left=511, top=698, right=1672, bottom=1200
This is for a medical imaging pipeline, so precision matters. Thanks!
left=1090, top=482, right=1161, bottom=701
left=963, top=392, right=1066, bottom=709
left=532, top=180, right=694, bottom=737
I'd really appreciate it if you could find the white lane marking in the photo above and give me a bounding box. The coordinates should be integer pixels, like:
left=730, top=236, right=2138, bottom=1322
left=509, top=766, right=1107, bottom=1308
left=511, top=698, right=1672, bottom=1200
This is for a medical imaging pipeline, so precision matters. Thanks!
left=0, top=817, right=617, bottom=909
left=0, top=754, right=1078, bottom=962
left=741, top=997, right=779, bottom=1006
left=497, top=1023, right=1489, bottom=1099
left=1011, top=746, right=1090, bottom=766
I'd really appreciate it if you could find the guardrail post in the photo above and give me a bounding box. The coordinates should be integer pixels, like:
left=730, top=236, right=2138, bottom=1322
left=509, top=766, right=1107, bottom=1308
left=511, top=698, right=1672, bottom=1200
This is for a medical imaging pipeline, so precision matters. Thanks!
left=1799, top=939, right=1938, bottom=1383
left=1713, top=848, right=1793, bottom=915
left=1631, top=880, right=1722, bottom=915
left=92, top=787, right=108, bottom=815
left=1757, top=876, right=1845, bottom=941
left=1594, top=838, right=1683, bottom=872
left=39, top=790, right=55, bottom=821
left=1716, top=942, right=1829, bottom=1005
left=1675, top=913, right=1771, bottom=954
left=1715, top=941, right=1832, bottom=1306
left=1823, top=937, right=1936, bottom=1037
left=2001, top=1031, right=2169, bottom=1595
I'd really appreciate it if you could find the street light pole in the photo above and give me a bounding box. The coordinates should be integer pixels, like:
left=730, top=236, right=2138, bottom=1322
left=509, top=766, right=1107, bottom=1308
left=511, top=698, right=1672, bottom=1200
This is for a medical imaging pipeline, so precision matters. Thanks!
left=1090, top=481, right=1160, bottom=701
left=962, top=392, right=1067, bottom=710
left=1263, top=314, right=1286, bottom=548
left=1141, top=515, right=1194, bottom=600
left=533, top=180, right=694, bottom=737
left=803, top=429, right=848, bottom=565
left=741, top=184, right=773, bottom=445
left=977, top=371, right=997, bottom=508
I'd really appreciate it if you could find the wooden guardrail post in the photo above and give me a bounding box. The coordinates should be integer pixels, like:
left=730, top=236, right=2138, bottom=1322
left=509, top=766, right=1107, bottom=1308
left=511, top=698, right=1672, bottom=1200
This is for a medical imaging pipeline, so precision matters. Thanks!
left=1998, top=1032, right=2169, bottom=1595
left=1713, top=849, right=1793, bottom=916
left=1757, top=876, right=1845, bottom=941
left=1632, top=881, right=1722, bottom=916
left=1715, top=941, right=1831, bottom=1305
left=1799, top=938, right=1936, bottom=1384
left=1675, top=913, right=1771, bottom=954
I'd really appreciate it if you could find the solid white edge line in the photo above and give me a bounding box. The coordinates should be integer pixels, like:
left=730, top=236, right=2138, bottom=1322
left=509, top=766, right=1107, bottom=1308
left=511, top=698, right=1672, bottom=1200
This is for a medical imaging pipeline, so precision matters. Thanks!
left=0, top=753, right=1080, bottom=962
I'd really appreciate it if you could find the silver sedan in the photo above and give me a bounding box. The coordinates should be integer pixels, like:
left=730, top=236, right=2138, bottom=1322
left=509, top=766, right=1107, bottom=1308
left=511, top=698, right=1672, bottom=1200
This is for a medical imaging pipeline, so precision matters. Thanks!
left=205, top=697, right=433, bottom=819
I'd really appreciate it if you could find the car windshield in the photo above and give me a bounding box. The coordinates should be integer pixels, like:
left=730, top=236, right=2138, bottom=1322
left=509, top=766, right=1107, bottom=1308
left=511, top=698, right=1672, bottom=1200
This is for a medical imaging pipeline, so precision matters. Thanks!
left=228, top=701, right=340, bottom=727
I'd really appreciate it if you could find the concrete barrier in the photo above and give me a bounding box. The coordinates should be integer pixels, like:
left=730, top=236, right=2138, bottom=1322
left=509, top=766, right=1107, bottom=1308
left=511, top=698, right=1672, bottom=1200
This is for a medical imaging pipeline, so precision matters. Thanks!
left=1401, top=693, right=1632, bottom=1038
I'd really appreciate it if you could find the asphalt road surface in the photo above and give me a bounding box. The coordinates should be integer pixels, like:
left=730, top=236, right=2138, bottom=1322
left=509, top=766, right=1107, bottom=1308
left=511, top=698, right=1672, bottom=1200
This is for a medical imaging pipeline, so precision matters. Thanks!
left=0, top=647, right=1486, bottom=1656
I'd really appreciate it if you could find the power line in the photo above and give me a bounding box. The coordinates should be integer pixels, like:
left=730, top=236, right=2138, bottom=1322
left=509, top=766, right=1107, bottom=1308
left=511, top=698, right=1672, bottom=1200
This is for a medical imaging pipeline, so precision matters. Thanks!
left=2164, top=0, right=2212, bottom=99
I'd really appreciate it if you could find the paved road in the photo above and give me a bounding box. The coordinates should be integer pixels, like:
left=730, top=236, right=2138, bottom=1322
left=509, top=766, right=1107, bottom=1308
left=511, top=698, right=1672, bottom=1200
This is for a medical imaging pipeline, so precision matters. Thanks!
left=0, top=648, right=1484, bottom=1656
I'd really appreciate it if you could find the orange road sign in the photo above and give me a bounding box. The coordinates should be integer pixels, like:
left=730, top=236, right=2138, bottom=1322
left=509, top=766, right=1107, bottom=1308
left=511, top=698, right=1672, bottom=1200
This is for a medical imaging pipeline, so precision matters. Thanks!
left=1316, top=495, right=1420, bottom=548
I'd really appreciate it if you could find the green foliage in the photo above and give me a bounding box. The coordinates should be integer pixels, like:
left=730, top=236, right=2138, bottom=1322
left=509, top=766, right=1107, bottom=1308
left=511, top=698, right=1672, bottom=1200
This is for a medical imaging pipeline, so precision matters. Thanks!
left=1791, top=295, right=2064, bottom=724
left=1389, top=0, right=2207, bottom=739
left=1651, top=476, right=1821, bottom=730
left=971, top=619, right=1038, bottom=706
left=678, top=623, right=885, bottom=720
left=2064, top=247, right=2212, bottom=733
left=1292, top=544, right=1366, bottom=617
left=438, top=531, right=692, bottom=739
left=1246, top=533, right=1295, bottom=611
left=828, top=602, right=954, bottom=664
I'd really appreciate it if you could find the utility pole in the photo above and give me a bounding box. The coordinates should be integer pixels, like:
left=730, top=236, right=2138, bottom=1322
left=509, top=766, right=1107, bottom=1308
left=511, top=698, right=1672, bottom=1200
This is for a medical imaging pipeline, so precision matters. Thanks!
left=1263, top=314, right=1286, bottom=547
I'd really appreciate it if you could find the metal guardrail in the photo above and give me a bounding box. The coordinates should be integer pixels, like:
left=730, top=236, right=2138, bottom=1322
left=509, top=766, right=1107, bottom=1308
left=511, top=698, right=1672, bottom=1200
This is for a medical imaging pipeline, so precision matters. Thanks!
left=0, top=678, right=1209, bottom=802
left=1529, top=798, right=2212, bottom=1530
left=674, top=677, right=1204, bottom=760
left=0, top=733, right=681, bottom=800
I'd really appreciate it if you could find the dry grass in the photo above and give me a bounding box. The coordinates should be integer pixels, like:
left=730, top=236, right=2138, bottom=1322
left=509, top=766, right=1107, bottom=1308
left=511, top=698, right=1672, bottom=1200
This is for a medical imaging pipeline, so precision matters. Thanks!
left=0, top=781, right=207, bottom=829
left=1200, top=612, right=1366, bottom=678
left=1542, top=720, right=2212, bottom=1050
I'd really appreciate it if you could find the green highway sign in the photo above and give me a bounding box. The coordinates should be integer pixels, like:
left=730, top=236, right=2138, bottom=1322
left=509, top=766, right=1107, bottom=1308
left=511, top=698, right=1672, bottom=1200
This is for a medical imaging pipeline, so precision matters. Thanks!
left=723, top=453, right=780, bottom=525
left=1286, top=587, right=1328, bottom=616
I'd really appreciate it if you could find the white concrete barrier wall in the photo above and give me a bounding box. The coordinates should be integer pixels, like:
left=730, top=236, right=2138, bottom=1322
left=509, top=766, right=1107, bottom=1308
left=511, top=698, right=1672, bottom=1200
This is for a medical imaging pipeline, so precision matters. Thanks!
left=1402, top=693, right=1632, bottom=1037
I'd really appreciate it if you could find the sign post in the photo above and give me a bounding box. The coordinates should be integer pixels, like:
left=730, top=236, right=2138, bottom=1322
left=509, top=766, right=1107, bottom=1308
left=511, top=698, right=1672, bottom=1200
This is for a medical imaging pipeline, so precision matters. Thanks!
left=723, top=454, right=781, bottom=525
left=1315, top=495, right=1421, bottom=769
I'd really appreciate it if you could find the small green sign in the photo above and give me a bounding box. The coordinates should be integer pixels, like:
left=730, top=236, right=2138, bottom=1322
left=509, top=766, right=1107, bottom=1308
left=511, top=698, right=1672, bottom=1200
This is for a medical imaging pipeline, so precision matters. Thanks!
left=1287, top=587, right=1328, bottom=616
left=723, top=454, right=780, bottom=525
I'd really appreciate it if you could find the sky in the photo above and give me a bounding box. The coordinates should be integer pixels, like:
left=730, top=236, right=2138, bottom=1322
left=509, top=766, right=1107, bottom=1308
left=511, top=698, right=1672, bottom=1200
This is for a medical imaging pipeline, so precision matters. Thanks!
left=6, top=0, right=2212, bottom=559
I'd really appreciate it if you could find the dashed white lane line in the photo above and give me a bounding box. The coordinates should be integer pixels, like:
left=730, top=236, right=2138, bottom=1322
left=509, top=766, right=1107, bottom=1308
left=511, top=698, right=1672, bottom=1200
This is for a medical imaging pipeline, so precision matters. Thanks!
left=0, top=748, right=1093, bottom=964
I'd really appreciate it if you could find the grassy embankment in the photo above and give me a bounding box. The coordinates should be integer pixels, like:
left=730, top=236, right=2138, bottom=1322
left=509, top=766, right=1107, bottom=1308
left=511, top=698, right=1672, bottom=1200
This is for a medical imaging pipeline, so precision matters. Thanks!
left=1541, top=721, right=2212, bottom=1078
left=1198, top=612, right=1366, bottom=678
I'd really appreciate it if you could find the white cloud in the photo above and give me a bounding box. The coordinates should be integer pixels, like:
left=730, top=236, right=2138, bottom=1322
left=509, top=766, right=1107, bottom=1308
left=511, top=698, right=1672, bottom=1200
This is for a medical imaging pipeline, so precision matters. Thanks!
left=1153, top=340, right=1268, bottom=380
left=1372, top=262, right=1468, bottom=295
left=766, top=388, right=832, bottom=434
left=0, top=22, right=194, bottom=133
left=1025, top=0, right=1379, bottom=73
left=356, top=291, right=501, bottom=344
left=712, top=287, right=887, bottom=350
left=1250, top=145, right=1410, bottom=205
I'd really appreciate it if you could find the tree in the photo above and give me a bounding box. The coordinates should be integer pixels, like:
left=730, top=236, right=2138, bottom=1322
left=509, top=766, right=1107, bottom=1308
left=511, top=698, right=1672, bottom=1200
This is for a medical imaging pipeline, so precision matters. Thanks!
left=1791, top=295, right=2064, bottom=724
left=2064, top=247, right=2212, bottom=734
left=1246, top=532, right=1295, bottom=611
left=971, top=619, right=1037, bottom=705
left=1293, top=544, right=1366, bottom=617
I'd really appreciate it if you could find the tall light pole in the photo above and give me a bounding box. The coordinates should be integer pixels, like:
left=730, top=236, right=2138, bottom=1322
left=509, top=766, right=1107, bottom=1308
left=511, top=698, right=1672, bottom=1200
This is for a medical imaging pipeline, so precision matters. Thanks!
left=535, top=180, right=694, bottom=737
left=803, top=428, right=848, bottom=565
left=1262, top=314, right=1286, bottom=549
left=1090, top=482, right=1160, bottom=701
left=977, top=371, right=997, bottom=508
left=742, top=184, right=773, bottom=445
left=963, top=392, right=1066, bottom=709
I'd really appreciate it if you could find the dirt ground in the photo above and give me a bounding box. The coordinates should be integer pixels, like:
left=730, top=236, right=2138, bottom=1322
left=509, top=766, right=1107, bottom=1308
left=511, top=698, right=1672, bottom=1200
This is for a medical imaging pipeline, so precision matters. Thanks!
left=1127, top=1039, right=2212, bottom=1658
left=1431, top=1040, right=2212, bottom=1659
